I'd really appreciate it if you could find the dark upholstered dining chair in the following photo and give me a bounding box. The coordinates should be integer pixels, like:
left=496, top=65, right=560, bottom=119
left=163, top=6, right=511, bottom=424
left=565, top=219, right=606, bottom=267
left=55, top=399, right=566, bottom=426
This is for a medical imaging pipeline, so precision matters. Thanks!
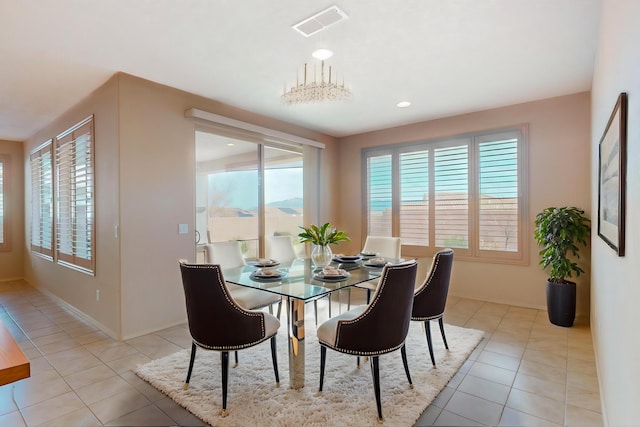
left=354, top=236, right=403, bottom=304
left=179, top=262, right=280, bottom=417
left=411, top=248, right=454, bottom=367
left=317, top=260, right=418, bottom=421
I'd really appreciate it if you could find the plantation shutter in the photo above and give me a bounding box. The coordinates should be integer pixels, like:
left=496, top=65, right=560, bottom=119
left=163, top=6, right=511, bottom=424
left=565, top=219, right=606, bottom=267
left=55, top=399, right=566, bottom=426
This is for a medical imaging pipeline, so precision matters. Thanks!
left=434, top=144, right=469, bottom=249
left=30, top=142, right=54, bottom=257
left=55, top=116, right=95, bottom=273
left=478, top=135, right=519, bottom=252
left=399, top=149, right=429, bottom=245
left=366, top=153, right=392, bottom=237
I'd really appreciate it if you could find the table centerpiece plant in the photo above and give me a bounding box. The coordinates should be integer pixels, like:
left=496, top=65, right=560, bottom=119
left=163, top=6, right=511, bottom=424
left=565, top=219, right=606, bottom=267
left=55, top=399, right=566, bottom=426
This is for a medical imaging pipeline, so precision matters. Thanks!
left=298, top=222, right=350, bottom=267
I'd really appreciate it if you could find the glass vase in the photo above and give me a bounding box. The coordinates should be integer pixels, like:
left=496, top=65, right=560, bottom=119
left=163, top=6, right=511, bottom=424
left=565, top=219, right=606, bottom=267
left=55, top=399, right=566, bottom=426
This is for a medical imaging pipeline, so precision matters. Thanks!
left=311, top=244, right=333, bottom=268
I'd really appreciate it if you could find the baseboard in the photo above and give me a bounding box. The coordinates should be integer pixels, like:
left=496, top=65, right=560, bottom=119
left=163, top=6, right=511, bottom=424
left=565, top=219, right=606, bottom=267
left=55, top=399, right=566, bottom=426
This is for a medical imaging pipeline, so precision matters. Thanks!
left=0, top=276, right=25, bottom=283
left=25, top=282, right=120, bottom=340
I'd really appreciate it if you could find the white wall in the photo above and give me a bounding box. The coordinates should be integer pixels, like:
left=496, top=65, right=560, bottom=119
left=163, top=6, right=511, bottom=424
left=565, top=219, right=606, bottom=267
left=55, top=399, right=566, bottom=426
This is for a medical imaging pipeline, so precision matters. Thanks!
left=591, top=1, right=640, bottom=425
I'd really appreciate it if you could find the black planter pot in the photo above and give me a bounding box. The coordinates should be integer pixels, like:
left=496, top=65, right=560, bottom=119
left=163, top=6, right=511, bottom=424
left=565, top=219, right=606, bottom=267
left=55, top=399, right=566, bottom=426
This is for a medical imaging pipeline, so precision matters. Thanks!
left=546, top=280, right=576, bottom=327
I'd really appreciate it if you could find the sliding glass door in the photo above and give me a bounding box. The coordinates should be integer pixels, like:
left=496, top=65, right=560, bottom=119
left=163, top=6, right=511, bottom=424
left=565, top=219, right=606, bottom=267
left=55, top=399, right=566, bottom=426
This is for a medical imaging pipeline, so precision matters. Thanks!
left=264, top=145, right=304, bottom=257
left=195, top=130, right=304, bottom=260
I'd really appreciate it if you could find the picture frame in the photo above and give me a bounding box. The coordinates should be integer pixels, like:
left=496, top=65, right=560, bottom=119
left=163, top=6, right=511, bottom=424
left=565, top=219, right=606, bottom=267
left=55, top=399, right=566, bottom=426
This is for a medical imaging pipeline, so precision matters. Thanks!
left=598, top=92, right=627, bottom=256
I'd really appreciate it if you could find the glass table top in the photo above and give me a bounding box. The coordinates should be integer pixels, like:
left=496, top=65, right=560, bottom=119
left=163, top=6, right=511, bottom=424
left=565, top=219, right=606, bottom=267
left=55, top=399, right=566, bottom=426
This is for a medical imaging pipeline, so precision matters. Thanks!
left=222, top=258, right=385, bottom=301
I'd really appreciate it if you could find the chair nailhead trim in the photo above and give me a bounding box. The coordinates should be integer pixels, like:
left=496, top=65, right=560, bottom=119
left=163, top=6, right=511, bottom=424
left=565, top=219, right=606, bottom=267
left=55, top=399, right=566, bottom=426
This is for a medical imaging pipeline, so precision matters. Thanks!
left=334, top=261, right=416, bottom=350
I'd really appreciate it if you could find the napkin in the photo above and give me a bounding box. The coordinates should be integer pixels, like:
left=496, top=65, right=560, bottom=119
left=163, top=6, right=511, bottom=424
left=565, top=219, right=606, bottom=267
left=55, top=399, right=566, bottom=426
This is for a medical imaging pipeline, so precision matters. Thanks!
left=322, top=266, right=346, bottom=276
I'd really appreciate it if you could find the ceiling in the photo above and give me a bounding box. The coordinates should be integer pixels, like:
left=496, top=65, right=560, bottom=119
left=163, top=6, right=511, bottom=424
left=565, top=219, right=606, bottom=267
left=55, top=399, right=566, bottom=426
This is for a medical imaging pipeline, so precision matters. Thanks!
left=0, top=0, right=600, bottom=141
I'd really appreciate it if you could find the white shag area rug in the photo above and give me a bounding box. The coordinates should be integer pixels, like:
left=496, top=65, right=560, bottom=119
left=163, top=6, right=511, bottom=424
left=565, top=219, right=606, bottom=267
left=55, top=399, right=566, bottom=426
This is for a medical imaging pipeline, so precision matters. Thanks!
left=135, top=322, right=483, bottom=427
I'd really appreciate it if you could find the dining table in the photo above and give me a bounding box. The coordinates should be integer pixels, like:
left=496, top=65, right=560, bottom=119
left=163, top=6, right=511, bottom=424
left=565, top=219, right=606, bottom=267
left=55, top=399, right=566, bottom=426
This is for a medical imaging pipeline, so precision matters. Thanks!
left=221, top=256, right=391, bottom=389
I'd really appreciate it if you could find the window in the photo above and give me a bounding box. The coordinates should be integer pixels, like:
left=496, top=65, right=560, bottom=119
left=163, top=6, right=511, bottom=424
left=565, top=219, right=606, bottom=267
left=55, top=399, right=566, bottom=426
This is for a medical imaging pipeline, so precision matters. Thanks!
left=55, top=116, right=95, bottom=273
left=0, top=155, right=10, bottom=251
left=363, top=127, right=527, bottom=263
left=30, top=141, right=54, bottom=257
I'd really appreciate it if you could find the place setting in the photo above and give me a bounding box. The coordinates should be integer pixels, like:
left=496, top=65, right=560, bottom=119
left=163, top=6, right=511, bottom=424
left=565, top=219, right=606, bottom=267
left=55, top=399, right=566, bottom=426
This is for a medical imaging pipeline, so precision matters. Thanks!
left=362, top=256, right=388, bottom=268
left=250, top=258, right=280, bottom=268
left=359, top=250, right=379, bottom=260
left=249, top=267, right=287, bottom=282
left=332, top=253, right=362, bottom=263
left=313, top=265, right=351, bottom=282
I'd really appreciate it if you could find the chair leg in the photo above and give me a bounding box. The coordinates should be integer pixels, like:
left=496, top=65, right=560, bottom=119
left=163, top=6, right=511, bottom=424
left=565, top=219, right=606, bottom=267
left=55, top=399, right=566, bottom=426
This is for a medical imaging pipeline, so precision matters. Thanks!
left=357, top=356, right=360, bottom=368
left=268, top=304, right=273, bottom=315
left=319, top=346, right=327, bottom=391
left=370, top=356, right=383, bottom=421
left=424, top=320, right=436, bottom=366
left=366, top=289, right=371, bottom=304
left=276, top=299, right=282, bottom=320
left=438, top=317, right=449, bottom=350
left=400, top=345, right=413, bottom=388
left=270, top=336, right=280, bottom=387
left=347, top=289, right=351, bottom=310
left=220, top=351, right=230, bottom=417
left=234, top=351, right=238, bottom=367
left=183, top=342, right=197, bottom=389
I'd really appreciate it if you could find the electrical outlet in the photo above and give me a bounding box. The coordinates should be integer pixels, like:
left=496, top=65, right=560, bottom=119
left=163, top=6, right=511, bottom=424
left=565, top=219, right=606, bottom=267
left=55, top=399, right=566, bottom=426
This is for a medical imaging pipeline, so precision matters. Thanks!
left=96, top=290, right=100, bottom=301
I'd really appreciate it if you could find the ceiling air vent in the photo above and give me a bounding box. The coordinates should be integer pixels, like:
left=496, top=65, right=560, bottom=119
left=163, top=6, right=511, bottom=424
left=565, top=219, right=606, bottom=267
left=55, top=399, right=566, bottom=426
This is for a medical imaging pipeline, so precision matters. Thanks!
left=292, top=5, right=348, bottom=37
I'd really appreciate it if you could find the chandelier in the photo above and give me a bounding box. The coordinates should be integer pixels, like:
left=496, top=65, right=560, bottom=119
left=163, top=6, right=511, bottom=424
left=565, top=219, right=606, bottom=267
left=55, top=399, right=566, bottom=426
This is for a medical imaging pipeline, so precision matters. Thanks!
left=282, top=61, right=352, bottom=104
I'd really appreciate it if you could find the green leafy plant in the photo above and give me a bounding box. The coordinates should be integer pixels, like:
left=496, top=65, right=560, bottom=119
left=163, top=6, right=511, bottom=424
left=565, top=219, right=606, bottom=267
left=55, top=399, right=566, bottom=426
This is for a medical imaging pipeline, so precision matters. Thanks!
left=534, top=207, right=591, bottom=283
left=298, top=222, right=350, bottom=246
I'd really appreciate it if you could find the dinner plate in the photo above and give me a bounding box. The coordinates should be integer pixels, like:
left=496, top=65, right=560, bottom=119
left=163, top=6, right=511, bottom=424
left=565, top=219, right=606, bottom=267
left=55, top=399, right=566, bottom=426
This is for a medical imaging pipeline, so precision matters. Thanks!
left=363, top=261, right=387, bottom=268
left=363, top=257, right=387, bottom=268
left=252, top=259, right=280, bottom=267
left=250, top=271, right=287, bottom=281
left=314, top=271, right=351, bottom=281
left=360, top=251, right=378, bottom=257
left=333, top=255, right=361, bottom=263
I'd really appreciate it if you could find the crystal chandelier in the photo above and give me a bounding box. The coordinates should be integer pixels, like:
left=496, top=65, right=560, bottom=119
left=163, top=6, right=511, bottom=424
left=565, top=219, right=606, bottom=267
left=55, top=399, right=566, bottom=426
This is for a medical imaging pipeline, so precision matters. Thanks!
left=282, top=61, right=352, bottom=104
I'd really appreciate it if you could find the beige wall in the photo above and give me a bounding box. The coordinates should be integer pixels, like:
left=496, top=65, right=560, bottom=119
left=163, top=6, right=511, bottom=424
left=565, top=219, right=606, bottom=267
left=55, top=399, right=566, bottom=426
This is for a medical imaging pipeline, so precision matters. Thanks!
left=22, top=73, right=337, bottom=339
left=591, top=0, right=640, bottom=425
left=336, top=93, right=592, bottom=313
left=0, top=139, right=25, bottom=281
left=23, top=76, right=121, bottom=336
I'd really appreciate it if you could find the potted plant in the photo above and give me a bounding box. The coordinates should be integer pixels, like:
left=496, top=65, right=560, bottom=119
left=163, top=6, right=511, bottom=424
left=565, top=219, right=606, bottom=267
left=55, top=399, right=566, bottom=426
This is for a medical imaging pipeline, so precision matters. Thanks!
left=298, top=222, right=350, bottom=267
left=534, top=206, right=590, bottom=327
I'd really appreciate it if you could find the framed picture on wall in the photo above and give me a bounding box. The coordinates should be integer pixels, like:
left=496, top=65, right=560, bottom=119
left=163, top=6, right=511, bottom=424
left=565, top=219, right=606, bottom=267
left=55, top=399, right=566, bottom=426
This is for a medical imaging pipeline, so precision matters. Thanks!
left=598, top=92, right=627, bottom=256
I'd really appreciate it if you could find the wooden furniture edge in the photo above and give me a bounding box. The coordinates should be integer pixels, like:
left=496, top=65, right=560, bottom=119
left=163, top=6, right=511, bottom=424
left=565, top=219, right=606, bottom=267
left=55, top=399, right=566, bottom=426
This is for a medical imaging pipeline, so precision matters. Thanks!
left=0, top=320, right=30, bottom=386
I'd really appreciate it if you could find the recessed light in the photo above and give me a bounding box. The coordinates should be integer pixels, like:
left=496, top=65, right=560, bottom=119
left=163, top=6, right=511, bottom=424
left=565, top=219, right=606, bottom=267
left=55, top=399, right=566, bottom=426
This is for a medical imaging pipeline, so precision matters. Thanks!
left=396, top=101, right=411, bottom=108
left=312, top=48, right=334, bottom=60
left=227, top=143, right=235, bottom=147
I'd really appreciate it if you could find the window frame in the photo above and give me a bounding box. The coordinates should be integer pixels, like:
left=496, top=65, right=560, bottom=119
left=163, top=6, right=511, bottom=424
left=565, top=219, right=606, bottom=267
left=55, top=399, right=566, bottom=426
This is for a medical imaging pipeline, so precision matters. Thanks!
left=362, top=125, right=528, bottom=264
left=54, top=115, right=96, bottom=274
left=30, top=141, right=54, bottom=259
left=0, top=154, right=11, bottom=252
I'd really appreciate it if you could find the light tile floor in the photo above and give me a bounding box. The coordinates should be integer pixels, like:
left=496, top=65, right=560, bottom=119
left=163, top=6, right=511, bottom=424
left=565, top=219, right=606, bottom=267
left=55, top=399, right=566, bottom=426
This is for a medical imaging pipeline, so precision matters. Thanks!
left=0, top=279, right=603, bottom=426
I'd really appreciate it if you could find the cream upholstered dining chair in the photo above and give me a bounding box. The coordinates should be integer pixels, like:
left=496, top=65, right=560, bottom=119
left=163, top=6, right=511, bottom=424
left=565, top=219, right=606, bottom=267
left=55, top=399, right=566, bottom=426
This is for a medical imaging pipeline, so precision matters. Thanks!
left=266, top=235, right=328, bottom=325
left=411, top=248, right=454, bottom=366
left=179, top=262, right=280, bottom=417
left=355, top=236, right=402, bottom=304
left=266, top=235, right=298, bottom=260
left=317, top=260, right=418, bottom=422
left=204, top=241, right=282, bottom=318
